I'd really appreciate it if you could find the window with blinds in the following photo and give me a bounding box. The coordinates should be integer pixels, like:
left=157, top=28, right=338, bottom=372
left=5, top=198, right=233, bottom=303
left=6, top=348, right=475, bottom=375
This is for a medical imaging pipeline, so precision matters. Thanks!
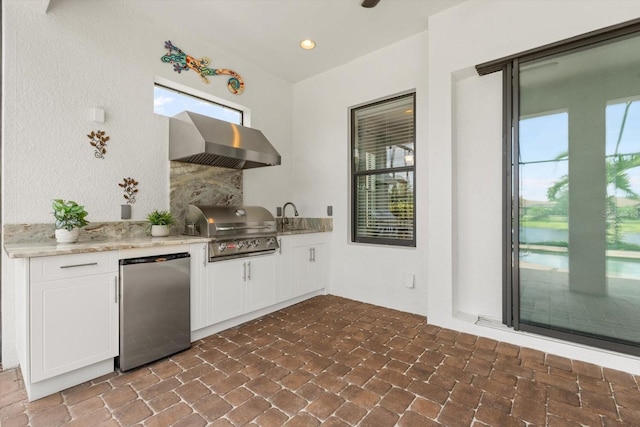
left=351, top=93, right=416, bottom=246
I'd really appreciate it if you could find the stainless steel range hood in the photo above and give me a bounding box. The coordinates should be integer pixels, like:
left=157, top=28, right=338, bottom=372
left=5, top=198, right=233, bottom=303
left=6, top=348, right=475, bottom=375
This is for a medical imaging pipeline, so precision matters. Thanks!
left=169, top=111, right=281, bottom=169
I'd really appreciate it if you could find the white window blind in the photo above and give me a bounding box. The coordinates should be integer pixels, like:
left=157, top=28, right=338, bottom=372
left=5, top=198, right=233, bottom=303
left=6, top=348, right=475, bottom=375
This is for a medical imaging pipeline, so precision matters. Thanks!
left=351, top=93, right=415, bottom=246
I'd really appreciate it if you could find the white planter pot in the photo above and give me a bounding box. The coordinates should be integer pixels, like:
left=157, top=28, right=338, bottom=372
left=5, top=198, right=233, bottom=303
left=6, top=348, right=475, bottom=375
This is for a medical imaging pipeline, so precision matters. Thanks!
left=55, top=228, right=80, bottom=244
left=150, top=225, right=170, bottom=237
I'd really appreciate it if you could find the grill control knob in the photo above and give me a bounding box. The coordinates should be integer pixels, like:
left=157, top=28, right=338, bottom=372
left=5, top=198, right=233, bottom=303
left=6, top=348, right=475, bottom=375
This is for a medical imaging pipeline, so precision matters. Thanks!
left=253, top=239, right=261, bottom=247
left=218, top=243, right=227, bottom=252
left=237, top=241, right=245, bottom=249
left=266, top=237, right=276, bottom=247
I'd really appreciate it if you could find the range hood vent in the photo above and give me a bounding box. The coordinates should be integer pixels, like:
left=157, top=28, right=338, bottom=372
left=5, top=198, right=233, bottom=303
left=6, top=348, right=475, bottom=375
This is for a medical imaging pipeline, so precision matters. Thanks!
left=169, top=111, right=281, bottom=169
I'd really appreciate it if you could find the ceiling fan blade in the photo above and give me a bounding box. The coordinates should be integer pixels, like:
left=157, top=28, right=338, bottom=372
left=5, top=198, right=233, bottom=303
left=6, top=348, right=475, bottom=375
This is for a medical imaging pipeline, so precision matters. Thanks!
left=361, top=0, right=381, bottom=8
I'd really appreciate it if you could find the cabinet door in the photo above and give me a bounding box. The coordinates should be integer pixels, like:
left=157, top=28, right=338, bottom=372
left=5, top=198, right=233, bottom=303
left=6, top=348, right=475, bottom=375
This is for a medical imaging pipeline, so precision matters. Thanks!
left=208, top=259, right=245, bottom=324
left=292, top=235, right=329, bottom=297
left=246, top=256, right=276, bottom=312
left=293, top=244, right=315, bottom=296
left=30, top=273, right=119, bottom=382
left=275, top=237, right=294, bottom=301
left=189, top=243, right=208, bottom=331
left=309, top=243, right=328, bottom=292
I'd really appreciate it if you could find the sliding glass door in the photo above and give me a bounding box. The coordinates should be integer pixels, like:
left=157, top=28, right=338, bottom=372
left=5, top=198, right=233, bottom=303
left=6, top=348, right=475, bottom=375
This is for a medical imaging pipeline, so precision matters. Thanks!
left=515, top=32, right=640, bottom=353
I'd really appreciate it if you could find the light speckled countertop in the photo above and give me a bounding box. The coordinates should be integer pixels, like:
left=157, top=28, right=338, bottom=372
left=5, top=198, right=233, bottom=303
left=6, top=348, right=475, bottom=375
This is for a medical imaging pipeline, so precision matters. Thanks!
left=3, top=230, right=332, bottom=259
left=4, top=235, right=211, bottom=259
left=3, top=217, right=332, bottom=259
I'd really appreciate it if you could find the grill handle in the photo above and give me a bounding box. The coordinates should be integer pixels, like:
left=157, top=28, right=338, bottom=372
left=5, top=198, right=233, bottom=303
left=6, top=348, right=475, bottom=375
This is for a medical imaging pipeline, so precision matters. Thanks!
left=215, top=225, right=272, bottom=231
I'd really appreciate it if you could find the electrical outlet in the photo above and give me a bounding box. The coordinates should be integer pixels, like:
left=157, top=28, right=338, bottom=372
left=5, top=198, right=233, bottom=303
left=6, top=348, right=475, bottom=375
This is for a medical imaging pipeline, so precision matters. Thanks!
left=405, top=273, right=415, bottom=289
left=121, top=204, right=131, bottom=220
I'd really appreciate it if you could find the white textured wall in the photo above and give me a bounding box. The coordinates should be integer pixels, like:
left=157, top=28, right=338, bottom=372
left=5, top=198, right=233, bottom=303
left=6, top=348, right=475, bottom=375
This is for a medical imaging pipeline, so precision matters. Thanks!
left=1, top=0, right=292, bottom=367
left=453, top=70, right=503, bottom=318
left=292, top=33, right=428, bottom=315
left=428, top=0, right=640, bottom=373
left=2, top=0, right=291, bottom=224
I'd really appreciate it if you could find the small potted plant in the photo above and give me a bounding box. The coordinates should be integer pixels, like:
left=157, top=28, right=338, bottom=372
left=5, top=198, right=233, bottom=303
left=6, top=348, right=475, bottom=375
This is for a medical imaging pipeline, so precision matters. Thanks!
left=52, top=199, right=89, bottom=243
left=146, top=210, right=175, bottom=237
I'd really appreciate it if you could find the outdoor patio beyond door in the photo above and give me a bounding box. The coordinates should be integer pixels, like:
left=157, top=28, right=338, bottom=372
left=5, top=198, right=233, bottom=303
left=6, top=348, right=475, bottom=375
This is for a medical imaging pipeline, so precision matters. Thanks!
left=515, top=31, right=640, bottom=354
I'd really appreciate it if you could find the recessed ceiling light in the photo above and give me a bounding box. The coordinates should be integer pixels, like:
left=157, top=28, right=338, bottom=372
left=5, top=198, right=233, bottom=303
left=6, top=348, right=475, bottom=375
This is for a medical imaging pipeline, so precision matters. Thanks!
left=300, top=39, right=316, bottom=50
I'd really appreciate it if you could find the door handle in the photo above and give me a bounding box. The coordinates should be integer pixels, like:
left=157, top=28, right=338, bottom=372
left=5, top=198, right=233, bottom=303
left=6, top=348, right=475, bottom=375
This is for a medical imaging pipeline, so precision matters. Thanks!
left=312, top=247, right=316, bottom=262
left=309, top=248, right=313, bottom=262
left=202, top=245, right=207, bottom=267
left=243, top=262, right=247, bottom=281
left=247, top=261, right=251, bottom=281
left=278, top=238, right=282, bottom=255
left=60, top=262, right=98, bottom=269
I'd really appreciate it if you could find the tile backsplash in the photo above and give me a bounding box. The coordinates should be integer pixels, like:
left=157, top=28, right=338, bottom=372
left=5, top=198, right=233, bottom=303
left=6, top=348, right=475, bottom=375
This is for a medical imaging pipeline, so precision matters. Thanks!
left=169, top=161, right=242, bottom=233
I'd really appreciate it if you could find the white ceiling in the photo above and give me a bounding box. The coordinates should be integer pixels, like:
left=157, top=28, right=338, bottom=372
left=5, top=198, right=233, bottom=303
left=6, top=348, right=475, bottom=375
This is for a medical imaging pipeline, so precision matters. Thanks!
left=124, top=0, right=465, bottom=83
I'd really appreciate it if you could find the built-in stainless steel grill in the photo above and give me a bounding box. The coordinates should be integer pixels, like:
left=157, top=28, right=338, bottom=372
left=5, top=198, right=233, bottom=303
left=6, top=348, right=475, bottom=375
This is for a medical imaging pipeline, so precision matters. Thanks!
left=185, top=205, right=279, bottom=261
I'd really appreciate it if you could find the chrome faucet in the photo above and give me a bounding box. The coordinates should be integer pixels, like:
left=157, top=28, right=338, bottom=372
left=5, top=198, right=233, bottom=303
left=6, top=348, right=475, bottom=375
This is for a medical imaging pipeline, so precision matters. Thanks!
left=282, top=202, right=299, bottom=229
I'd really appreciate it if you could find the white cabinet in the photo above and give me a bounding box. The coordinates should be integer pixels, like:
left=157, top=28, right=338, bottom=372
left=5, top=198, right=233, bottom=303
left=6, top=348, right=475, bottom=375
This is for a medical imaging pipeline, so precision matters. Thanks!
left=292, top=234, right=328, bottom=295
left=20, top=251, right=119, bottom=399
left=210, top=256, right=276, bottom=322
left=246, top=256, right=277, bottom=312
left=190, top=252, right=277, bottom=328
left=209, top=258, right=246, bottom=323
left=189, top=233, right=329, bottom=339
left=189, top=243, right=208, bottom=331
left=274, top=236, right=294, bottom=301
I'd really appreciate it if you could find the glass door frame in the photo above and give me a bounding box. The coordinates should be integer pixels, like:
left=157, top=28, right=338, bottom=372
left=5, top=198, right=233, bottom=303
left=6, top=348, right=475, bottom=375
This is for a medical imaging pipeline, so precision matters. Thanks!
left=483, top=19, right=640, bottom=357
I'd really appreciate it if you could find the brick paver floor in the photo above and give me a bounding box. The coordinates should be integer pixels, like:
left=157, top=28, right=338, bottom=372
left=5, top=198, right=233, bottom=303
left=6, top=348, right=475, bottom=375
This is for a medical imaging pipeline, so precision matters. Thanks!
left=1, top=295, right=640, bottom=426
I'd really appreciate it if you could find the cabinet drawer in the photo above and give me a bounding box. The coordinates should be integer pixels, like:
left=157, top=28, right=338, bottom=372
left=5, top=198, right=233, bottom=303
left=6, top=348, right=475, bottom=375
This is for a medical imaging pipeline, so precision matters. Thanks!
left=30, top=251, right=118, bottom=282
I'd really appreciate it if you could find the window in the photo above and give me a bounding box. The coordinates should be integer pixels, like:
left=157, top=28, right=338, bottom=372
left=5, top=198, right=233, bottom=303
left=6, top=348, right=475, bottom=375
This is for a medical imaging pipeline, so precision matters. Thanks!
left=350, top=93, right=416, bottom=246
left=153, top=84, right=243, bottom=125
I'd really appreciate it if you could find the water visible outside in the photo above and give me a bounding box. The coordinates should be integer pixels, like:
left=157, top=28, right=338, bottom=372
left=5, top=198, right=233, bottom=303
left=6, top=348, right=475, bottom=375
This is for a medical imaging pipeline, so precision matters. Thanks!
left=521, top=227, right=640, bottom=278
left=521, top=227, right=567, bottom=243
left=522, top=227, right=640, bottom=246
left=521, top=251, right=640, bottom=278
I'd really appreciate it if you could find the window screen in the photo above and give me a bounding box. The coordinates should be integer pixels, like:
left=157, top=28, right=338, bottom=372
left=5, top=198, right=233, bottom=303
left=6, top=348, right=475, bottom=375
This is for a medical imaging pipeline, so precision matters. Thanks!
left=351, top=93, right=416, bottom=246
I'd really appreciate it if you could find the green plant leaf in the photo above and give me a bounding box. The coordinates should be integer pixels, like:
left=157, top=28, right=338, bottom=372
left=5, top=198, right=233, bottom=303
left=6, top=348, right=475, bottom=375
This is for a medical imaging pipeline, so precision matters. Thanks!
left=52, top=199, right=89, bottom=230
left=146, top=210, right=175, bottom=225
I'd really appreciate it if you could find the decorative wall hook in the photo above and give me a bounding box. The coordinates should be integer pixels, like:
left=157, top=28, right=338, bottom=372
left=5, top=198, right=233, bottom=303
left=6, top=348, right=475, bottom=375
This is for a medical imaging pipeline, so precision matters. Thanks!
left=119, top=177, right=139, bottom=204
left=161, top=40, right=245, bottom=95
left=87, top=130, right=109, bottom=159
